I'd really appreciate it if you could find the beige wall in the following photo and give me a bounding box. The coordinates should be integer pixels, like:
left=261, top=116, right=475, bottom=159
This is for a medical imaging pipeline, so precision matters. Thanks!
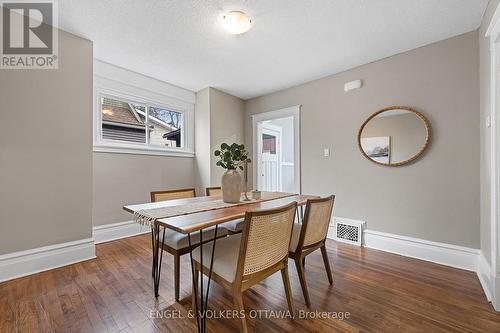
left=194, top=88, right=212, bottom=194
left=92, top=153, right=195, bottom=226
left=209, top=88, right=245, bottom=184
left=95, top=85, right=246, bottom=217
left=92, top=60, right=198, bottom=227
left=245, top=31, right=480, bottom=248
left=479, top=0, right=500, bottom=265
left=0, top=30, right=93, bottom=254
left=194, top=87, right=245, bottom=194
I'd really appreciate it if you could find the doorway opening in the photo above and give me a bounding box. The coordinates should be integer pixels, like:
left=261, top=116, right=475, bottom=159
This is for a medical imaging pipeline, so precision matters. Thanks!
left=485, top=4, right=500, bottom=311
left=252, top=106, right=300, bottom=193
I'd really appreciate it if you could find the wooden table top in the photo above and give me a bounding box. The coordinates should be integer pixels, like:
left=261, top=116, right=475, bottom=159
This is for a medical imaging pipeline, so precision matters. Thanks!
left=123, top=193, right=318, bottom=234
left=123, top=195, right=226, bottom=214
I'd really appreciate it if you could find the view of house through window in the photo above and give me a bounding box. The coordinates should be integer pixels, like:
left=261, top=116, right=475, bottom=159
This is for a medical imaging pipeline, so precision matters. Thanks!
left=148, top=106, right=183, bottom=147
left=100, top=97, right=183, bottom=148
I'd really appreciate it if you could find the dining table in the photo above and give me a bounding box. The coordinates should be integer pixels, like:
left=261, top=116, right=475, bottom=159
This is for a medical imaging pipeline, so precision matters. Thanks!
left=123, top=191, right=318, bottom=333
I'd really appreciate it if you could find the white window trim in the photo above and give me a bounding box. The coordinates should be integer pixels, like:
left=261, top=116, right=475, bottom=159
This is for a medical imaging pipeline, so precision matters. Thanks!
left=93, top=60, right=195, bottom=157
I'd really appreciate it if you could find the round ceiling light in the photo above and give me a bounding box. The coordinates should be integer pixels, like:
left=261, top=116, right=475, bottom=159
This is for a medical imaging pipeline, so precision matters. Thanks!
left=222, top=11, right=253, bottom=34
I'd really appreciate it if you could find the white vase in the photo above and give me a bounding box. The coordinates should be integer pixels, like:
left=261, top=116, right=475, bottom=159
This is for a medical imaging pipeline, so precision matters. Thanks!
left=221, top=169, right=242, bottom=203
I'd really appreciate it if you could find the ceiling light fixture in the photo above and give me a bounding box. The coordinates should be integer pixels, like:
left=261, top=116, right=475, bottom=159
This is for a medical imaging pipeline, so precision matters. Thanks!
left=222, top=11, right=253, bottom=34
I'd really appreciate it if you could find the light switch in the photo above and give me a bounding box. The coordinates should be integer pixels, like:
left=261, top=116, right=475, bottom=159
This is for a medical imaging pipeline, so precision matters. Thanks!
left=323, top=148, right=330, bottom=157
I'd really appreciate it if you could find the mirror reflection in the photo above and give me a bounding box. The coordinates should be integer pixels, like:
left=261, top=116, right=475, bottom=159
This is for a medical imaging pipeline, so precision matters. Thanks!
left=359, top=108, right=429, bottom=166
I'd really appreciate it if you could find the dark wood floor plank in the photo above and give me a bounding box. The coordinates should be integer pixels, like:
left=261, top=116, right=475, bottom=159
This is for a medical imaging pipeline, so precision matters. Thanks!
left=16, top=298, right=54, bottom=333
left=0, top=298, right=16, bottom=333
left=1, top=234, right=499, bottom=333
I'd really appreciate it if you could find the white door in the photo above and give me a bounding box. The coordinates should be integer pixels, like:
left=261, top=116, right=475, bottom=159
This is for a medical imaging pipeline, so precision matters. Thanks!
left=252, top=106, right=301, bottom=194
left=257, top=124, right=282, bottom=191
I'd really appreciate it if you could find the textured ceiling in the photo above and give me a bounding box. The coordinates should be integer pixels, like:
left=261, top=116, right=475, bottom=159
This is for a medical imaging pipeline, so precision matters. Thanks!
left=59, top=0, right=488, bottom=99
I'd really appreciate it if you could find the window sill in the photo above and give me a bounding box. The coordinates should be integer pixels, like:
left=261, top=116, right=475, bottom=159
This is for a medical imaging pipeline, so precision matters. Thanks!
left=93, top=144, right=195, bottom=158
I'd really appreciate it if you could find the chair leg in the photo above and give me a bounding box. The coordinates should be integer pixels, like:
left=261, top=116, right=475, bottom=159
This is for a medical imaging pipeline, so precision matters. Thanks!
left=174, top=254, right=180, bottom=301
left=233, top=293, right=248, bottom=333
left=320, top=245, right=333, bottom=285
left=302, top=257, right=305, bottom=268
left=280, top=265, right=295, bottom=316
left=294, top=257, right=311, bottom=307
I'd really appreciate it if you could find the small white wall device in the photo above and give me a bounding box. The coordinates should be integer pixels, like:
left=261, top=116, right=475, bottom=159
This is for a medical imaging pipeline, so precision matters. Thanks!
left=344, top=79, right=363, bottom=92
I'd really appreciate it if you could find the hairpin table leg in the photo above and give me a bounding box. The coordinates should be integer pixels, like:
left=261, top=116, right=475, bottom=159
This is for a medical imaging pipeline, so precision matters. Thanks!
left=188, top=226, right=219, bottom=333
left=153, top=224, right=165, bottom=298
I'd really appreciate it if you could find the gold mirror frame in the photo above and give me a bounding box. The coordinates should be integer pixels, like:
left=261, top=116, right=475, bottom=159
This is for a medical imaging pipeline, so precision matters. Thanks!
left=357, top=106, right=431, bottom=167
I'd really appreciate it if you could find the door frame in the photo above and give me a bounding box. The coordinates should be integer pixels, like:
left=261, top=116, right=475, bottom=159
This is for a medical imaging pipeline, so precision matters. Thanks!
left=486, top=2, right=500, bottom=311
left=251, top=105, right=301, bottom=194
left=257, top=123, right=283, bottom=191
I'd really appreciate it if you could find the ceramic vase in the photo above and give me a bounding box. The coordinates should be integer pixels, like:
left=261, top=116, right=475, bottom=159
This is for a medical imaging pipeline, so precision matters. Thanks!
left=221, top=169, right=242, bottom=203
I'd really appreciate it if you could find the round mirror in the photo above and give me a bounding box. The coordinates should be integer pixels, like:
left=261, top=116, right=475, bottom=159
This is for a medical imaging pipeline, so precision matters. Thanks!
left=358, top=106, right=430, bottom=166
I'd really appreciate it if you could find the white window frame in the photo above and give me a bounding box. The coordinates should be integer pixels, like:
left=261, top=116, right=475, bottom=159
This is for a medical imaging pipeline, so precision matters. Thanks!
left=93, top=61, right=195, bottom=157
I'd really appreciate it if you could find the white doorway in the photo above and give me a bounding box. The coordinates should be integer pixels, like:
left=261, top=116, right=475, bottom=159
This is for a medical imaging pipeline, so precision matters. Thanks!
left=258, top=123, right=282, bottom=191
left=486, top=3, right=500, bottom=311
left=252, top=106, right=301, bottom=193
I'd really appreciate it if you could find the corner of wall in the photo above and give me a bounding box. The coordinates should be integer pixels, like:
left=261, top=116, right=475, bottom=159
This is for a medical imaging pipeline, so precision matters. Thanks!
left=478, top=0, right=500, bottom=269
left=207, top=88, right=246, bottom=186
left=194, top=87, right=212, bottom=194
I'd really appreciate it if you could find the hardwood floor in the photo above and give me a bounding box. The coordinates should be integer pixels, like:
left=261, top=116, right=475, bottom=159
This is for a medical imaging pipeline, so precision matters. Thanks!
left=1, top=234, right=499, bottom=333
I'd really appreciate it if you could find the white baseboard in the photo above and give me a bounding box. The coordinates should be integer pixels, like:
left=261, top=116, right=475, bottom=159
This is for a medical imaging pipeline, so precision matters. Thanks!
left=0, top=220, right=147, bottom=283
left=93, top=220, right=150, bottom=244
left=0, top=238, right=96, bottom=283
left=494, top=277, right=500, bottom=311
left=477, top=251, right=493, bottom=301
left=363, top=229, right=479, bottom=272
left=359, top=229, right=497, bottom=305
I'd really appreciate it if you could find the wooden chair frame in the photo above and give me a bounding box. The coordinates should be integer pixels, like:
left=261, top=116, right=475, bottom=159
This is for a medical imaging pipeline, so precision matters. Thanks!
left=205, top=186, right=222, bottom=196
left=288, top=195, right=335, bottom=307
left=193, top=202, right=297, bottom=333
left=150, top=188, right=197, bottom=202
left=150, top=188, right=226, bottom=301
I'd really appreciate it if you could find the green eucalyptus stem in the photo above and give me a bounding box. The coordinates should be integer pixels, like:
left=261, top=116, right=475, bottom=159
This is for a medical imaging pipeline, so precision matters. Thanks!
left=214, top=142, right=251, bottom=171
left=243, top=160, right=250, bottom=201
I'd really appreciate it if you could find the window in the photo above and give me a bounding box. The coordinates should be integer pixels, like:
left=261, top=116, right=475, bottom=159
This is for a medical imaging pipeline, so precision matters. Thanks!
left=147, top=106, right=183, bottom=148
left=95, top=92, right=193, bottom=156
left=262, top=133, right=277, bottom=154
left=100, top=96, right=184, bottom=148
left=101, top=97, right=147, bottom=144
left=93, top=61, right=194, bottom=157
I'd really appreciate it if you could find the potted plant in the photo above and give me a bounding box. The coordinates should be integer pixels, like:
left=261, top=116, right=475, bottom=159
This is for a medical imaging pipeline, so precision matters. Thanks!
left=214, top=143, right=251, bottom=203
